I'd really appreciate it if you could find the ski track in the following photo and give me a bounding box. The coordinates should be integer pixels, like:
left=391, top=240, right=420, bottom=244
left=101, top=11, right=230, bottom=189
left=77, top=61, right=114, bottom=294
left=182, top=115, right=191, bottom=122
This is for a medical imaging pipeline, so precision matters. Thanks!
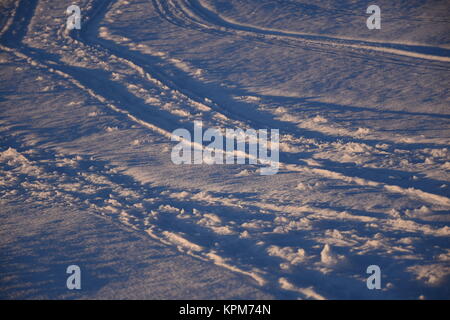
left=0, top=0, right=323, bottom=298
left=85, top=1, right=450, bottom=209
left=159, top=0, right=450, bottom=63
left=153, top=0, right=450, bottom=73
left=1, top=0, right=450, bottom=299
left=98, top=0, right=450, bottom=205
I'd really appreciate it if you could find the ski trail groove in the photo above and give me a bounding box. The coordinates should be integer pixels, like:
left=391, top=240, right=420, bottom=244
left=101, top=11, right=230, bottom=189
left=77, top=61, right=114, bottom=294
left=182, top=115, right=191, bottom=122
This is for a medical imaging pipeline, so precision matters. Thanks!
left=1, top=0, right=449, bottom=299
left=171, top=0, right=450, bottom=63
left=3, top=0, right=449, bottom=210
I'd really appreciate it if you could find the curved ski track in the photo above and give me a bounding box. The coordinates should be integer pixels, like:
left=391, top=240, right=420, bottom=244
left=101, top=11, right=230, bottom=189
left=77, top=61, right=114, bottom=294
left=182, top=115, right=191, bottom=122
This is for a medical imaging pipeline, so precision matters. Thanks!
left=1, top=0, right=449, bottom=300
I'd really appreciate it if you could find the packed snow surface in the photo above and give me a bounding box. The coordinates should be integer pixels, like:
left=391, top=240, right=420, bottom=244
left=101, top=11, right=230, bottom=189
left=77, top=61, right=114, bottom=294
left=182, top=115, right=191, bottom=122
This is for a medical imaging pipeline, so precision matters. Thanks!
left=0, top=0, right=449, bottom=299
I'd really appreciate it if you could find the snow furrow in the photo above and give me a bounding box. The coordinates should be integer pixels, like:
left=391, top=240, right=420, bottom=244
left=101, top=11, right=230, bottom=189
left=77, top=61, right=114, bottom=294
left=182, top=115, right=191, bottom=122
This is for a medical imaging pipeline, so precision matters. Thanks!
left=1, top=0, right=449, bottom=300
left=8, top=0, right=443, bottom=209
left=175, top=0, right=450, bottom=63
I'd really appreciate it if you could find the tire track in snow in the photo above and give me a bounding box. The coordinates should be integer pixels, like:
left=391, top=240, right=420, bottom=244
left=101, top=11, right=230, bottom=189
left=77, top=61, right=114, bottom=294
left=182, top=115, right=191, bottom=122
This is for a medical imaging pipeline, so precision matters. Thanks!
left=148, top=0, right=450, bottom=207
left=170, top=0, right=450, bottom=63
left=2, top=0, right=449, bottom=209
left=41, top=1, right=450, bottom=207
left=0, top=0, right=304, bottom=297
left=0, top=143, right=274, bottom=291
left=1, top=0, right=449, bottom=298
left=152, top=0, right=450, bottom=73
left=150, top=0, right=450, bottom=148
left=1, top=43, right=273, bottom=297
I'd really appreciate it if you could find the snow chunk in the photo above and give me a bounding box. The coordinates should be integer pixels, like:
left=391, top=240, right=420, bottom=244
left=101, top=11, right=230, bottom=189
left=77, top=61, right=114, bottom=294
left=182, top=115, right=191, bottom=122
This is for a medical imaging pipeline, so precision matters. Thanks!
left=267, top=245, right=308, bottom=265
left=407, top=264, right=450, bottom=286
left=320, top=244, right=345, bottom=266
left=162, top=231, right=203, bottom=252
left=278, top=278, right=325, bottom=300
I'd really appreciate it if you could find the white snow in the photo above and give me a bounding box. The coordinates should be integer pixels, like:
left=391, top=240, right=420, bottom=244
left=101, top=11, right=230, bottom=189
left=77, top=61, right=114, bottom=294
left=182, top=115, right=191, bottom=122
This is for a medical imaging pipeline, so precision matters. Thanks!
left=0, top=0, right=449, bottom=300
